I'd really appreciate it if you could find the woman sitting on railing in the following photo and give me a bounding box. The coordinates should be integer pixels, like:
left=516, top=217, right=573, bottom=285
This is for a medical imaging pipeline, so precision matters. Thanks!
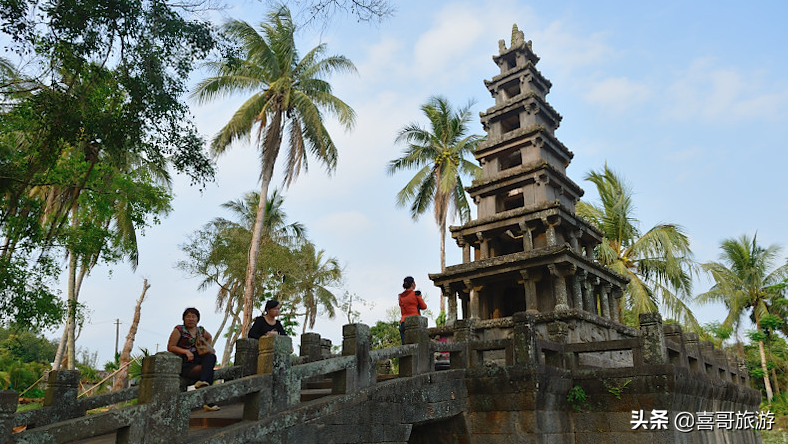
left=167, top=307, right=220, bottom=411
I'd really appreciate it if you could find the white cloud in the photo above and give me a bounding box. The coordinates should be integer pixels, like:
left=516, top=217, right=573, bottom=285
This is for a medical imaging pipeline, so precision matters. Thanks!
left=666, top=57, right=788, bottom=122
left=583, top=77, right=651, bottom=113
left=532, top=20, right=615, bottom=73
left=413, top=7, right=486, bottom=78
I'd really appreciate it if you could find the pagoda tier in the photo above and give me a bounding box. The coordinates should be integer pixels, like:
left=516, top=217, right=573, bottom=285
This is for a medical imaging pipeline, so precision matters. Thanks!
left=429, top=25, right=628, bottom=327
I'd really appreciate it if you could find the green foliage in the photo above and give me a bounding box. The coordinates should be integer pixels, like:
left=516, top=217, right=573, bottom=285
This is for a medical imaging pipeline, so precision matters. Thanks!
left=370, top=321, right=400, bottom=350
left=0, top=327, right=58, bottom=363
left=1, top=0, right=217, bottom=328
left=104, top=352, right=120, bottom=372
left=0, top=327, right=56, bottom=393
left=435, top=310, right=446, bottom=327
left=697, top=235, right=788, bottom=401
left=749, top=330, right=768, bottom=343
left=576, top=164, right=698, bottom=329
left=605, top=379, right=631, bottom=399
left=192, top=6, right=356, bottom=333
left=699, top=321, right=733, bottom=348
left=760, top=314, right=784, bottom=332
left=0, top=255, right=65, bottom=331
left=127, top=348, right=151, bottom=383
left=388, top=96, right=483, bottom=272
left=567, top=385, right=588, bottom=412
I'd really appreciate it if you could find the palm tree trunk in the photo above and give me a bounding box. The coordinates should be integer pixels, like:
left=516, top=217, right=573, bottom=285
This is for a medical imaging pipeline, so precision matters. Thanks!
left=439, top=220, right=446, bottom=313
left=221, top=302, right=242, bottom=366
left=759, top=339, right=774, bottom=402
left=66, top=205, right=78, bottom=370
left=212, top=295, right=233, bottom=347
left=112, top=279, right=150, bottom=391
left=241, top=111, right=283, bottom=337
left=53, top=262, right=91, bottom=371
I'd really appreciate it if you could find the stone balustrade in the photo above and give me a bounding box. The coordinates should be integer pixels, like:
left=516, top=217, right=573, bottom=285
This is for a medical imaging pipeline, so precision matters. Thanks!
left=0, top=313, right=756, bottom=443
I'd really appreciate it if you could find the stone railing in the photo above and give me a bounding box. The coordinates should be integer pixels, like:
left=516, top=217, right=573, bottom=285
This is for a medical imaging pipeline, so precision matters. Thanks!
left=0, top=312, right=751, bottom=443
left=427, top=312, right=751, bottom=387
left=1, top=340, right=257, bottom=444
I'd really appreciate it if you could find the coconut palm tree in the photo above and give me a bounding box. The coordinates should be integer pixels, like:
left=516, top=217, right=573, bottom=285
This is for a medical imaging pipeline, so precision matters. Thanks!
left=576, top=164, right=698, bottom=329
left=178, top=189, right=306, bottom=363
left=192, top=6, right=356, bottom=335
left=387, top=96, right=482, bottom=312
left=696, top=234, right=788, bottom=402
left=282, top=242, right=342, bottom=334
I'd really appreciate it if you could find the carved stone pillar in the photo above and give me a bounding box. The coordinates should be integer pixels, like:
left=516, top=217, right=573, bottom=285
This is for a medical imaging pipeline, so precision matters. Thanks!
left=567, top=265, right=582, bottom=310
left=548, top=264, right=569, bottom=312
left=518, top=221, right=534, bottom=251
left=584, top=276, right=599, bottom=315
left=599, top=283, right=612, bottom=319
left=575, top=269, right=588, bottom=312
left=464, top=279, right=484, bottom=320
left=568, top=230, right=580, bottom=252
left=476, top=232, right=490, bottom=259
left=444, top=284, right=457, bottom=325
left=519, top=269, right=541, bottom=313
left=459, top=237, right=471, bottom=264
left=541, top=216, right=561, bottom=247
left=610, top=287, right=623, bottom=322
left=585, top=243, right=595, bottom=260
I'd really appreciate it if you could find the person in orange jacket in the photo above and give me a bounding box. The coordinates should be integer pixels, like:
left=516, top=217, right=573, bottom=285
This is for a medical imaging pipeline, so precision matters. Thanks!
left=398, top=276, right=427, bottom=344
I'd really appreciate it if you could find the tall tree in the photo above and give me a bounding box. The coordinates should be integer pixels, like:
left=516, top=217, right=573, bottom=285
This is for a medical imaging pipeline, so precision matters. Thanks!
left=178, top=189, right=306, bottom=362
left=696, top=234, right=788, bottom=402
left=1, top=0, right=216, bottom=329
left=283, top=243, right=342, bottom=333
left=112, top=279, right=150, bottom=391
left=192, top=6, right=356, bottom=335
left=387, top=96, right=482, bottom=312
left=576, top=164, right=698, bottom=329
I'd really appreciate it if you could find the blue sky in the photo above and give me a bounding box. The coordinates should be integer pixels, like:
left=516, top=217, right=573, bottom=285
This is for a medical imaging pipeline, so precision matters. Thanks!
left=52, top=0, right=788, bottom=365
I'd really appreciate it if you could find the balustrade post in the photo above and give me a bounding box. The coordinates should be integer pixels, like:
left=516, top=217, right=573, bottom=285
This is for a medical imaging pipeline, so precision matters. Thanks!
left=137, top=352, right=186, bottom=444
left=43, top=369, right=83, bottom=422
left=662, top=324, right=688, bottom=368
left=321, top=338, right=333, bottom=358
left=0, top=390, right=18, bottom=443
left=700, top=341, right=716, bottom=377
left=400, top=316, right=430, bottom=377
left=234, top=338, right=259, bottom=377
left=639, top=313, right=667, bottom=365
left=334, top=324, right=374, bottom=394
left=512, top=312, right=537, bottom=366
left=241, top=338, right=273, bottom=421
left=267, top=335, right=297, bottom=411
left=301, top=333, right=322, bottom=362
left=450, top=319, right=474, bottom=369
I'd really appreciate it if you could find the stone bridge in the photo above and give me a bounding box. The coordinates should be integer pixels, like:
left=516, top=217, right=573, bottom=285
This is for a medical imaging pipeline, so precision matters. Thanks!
left=1, top=313, right=763, bottom=443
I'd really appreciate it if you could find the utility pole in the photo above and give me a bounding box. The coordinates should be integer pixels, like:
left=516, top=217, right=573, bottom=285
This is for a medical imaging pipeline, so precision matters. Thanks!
left=114, top=319, right=120, bottom=360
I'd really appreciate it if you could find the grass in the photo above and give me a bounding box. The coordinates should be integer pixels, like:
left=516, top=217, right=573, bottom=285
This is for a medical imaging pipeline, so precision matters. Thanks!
left=762, top=429, right=788, bottom=443
left=16, top=400, right=43, bottom=412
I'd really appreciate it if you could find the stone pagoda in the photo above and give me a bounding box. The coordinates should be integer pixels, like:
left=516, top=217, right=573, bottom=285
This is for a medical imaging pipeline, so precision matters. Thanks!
left=429, top=25, right=628, bottom=338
